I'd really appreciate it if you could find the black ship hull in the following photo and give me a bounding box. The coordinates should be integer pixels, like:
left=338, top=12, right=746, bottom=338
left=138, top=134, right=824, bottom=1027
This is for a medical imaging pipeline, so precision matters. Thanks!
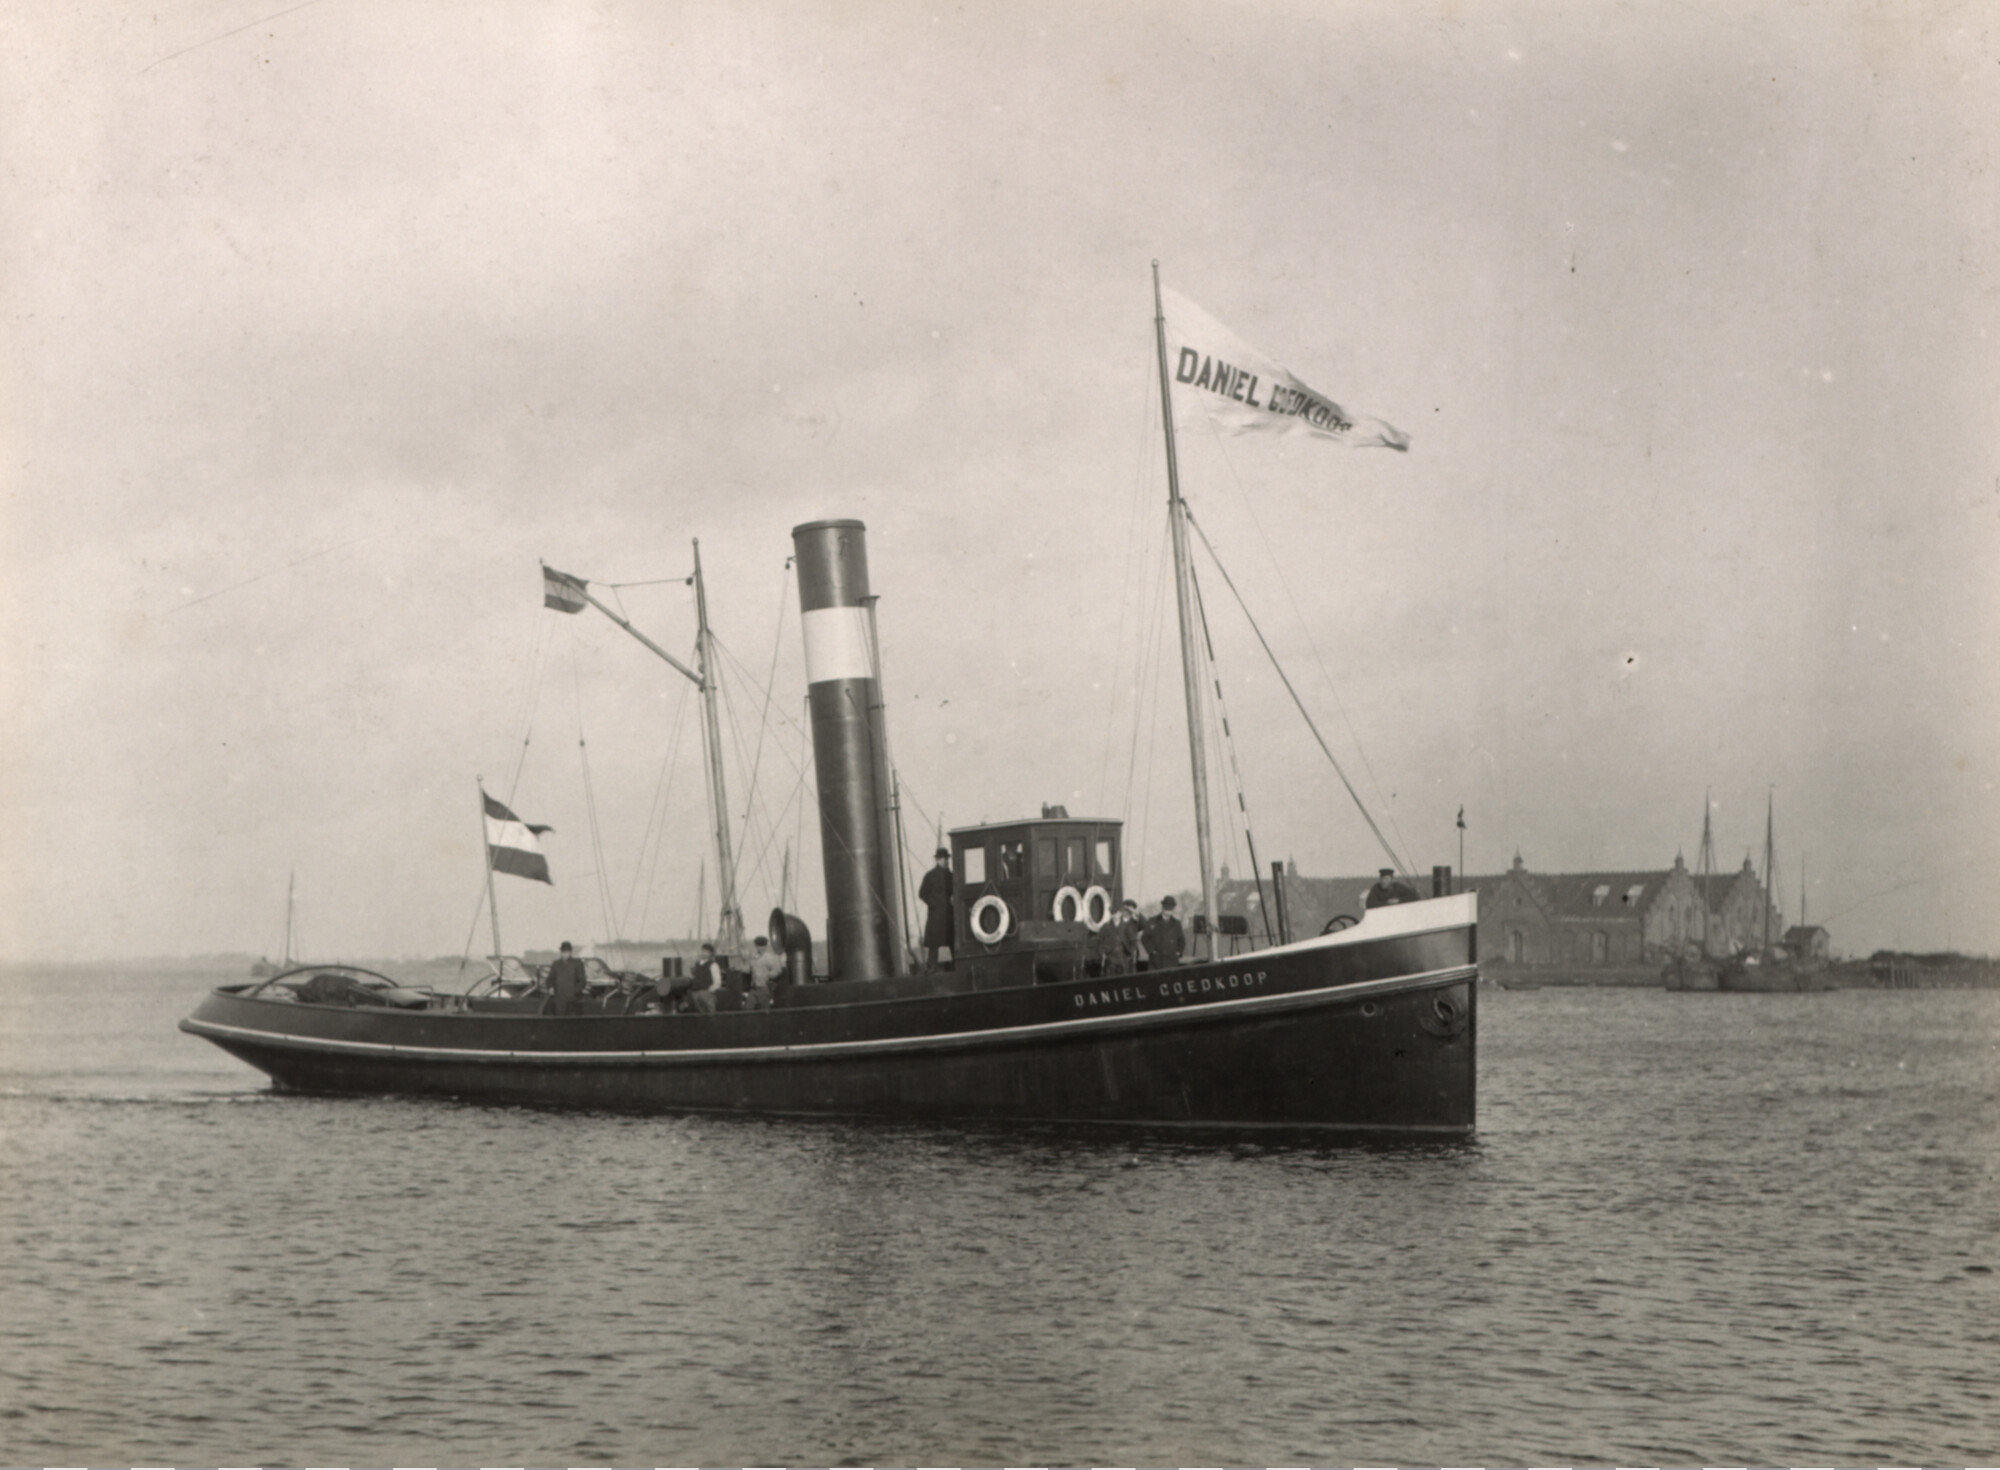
left=183, top=896, right=1476, bottom=1130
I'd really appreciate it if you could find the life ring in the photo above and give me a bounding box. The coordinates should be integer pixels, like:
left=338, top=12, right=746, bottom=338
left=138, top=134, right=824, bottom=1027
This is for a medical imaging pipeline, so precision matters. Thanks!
left=969, top=893, right=1011, bottom=946
left=1051, top=885, right=1084, bottom=923
left=1081, top=885, right=1112, bottom=932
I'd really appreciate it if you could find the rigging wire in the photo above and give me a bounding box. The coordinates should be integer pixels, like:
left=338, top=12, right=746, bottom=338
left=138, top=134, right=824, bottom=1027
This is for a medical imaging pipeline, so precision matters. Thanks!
left=791, top=693, right=812, bottom=917
left=706, top=564, right=809, bottom=940
left=711, top=632, right=810, bottom=770
left=715, top=667, right=772, bottom=922
left=732, top=766, right=811, bottom=918
left=734, top=559, right=797, bottom=862
left=622, top=680, right=693, bottom=940
left=1183, top=507, right=1411, bottom=875
left=1187, top=558, right=1276, bottom=943
left=1124, top=516, right=1176, bottom=904
left=595, top=574, right=692, bottom=590
left=895, top=770, right=940, bottom=851
left=1099, top=334, right=1171, bottom=811
left=1186, top=410, right=1416, bottom=870
left=459, top=609, right=559, bottom=969
left=505, top=613, right=557, bottom=801
left=571, top=653, right=620, bottom=944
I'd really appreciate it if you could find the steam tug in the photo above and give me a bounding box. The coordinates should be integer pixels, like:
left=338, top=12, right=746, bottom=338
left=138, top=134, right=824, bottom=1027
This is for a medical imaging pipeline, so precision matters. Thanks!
left=184, top=274, right=1478, bottom=1129
left=181, top=518, right=1477, bottom=1129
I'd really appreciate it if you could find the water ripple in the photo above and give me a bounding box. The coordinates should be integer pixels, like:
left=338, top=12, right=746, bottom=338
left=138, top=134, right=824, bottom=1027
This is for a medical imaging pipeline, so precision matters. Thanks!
left=2, top=974, right=1996, bottom=1464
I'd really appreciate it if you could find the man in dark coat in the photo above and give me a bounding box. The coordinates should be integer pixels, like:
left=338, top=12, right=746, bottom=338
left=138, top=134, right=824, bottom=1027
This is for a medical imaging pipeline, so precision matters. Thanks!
left=1113, top=898, right=1143, bottom=972
left=1366, top=868, right=1422, bottom=908
left=1145, top=896, right=1187, bottom=968
left=918, top=848, right=954, bottom=970
left=545, top=940, right=587, bottom=1016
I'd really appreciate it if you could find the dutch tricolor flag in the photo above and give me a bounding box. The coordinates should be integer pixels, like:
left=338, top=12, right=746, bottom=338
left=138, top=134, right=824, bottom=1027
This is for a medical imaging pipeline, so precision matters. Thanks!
left=483, top=792, right=554, bottom=884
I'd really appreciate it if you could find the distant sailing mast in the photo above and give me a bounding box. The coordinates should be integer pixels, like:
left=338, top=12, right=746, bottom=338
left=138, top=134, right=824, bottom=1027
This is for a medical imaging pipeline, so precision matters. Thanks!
left=1761, top=787, right=1777, bottom=957
left=1698, top=790, right=1716, bottom=956
left=1151, top=263, right=1221, bottom=960
left=542, top=544, right=745, bottom=957
left=281, top=870, right=296, bottom=966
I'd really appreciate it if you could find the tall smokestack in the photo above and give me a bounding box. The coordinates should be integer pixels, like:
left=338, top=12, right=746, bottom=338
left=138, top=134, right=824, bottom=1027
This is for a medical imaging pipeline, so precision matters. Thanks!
left=793, top=520, right=902, bottom=981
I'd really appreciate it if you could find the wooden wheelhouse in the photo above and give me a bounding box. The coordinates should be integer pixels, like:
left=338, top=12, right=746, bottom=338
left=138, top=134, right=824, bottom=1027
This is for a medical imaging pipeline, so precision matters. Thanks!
left=949, top=808, right=1123, bottom=985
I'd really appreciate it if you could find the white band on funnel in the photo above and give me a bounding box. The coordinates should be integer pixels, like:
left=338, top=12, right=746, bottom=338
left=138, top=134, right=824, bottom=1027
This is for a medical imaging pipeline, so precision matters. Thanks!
left=802, top=605, right=875, bottom=684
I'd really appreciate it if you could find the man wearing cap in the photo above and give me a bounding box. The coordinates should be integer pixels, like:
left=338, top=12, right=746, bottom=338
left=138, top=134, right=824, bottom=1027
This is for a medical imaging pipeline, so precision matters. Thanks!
left=1367, top=868, right=1422, bottom=907
left=918, top=847, right=955, bottom=971
left=1145, top=896, right=1187, bottom=969
left=1112, top=897, right=1143, bottom=972
left=545, top=940, right=587, bottom=1016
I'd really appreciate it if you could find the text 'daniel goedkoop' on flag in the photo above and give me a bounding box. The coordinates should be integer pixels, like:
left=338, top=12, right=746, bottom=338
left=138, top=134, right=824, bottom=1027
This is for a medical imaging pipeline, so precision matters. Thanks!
left=1162, top=287, right=1410, bottom=451
left=484, top=793, right=554, bottom=884
left=542, top=564, right=588, bottom=614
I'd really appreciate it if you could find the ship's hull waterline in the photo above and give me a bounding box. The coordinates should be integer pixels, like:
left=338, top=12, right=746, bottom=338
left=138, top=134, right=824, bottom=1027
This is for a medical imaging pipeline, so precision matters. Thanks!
left=182, top=896, right=1477, bottom=1130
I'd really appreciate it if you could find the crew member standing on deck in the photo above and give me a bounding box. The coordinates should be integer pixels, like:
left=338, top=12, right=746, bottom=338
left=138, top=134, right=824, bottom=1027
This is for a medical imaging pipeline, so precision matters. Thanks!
left=1116, top=898, right=1144, bottom=972
left=545, top=941, right=587, bottom=1016
left=918, top=848, right=955, bottom=971
left=1145, top=896, right=1187, bottom=968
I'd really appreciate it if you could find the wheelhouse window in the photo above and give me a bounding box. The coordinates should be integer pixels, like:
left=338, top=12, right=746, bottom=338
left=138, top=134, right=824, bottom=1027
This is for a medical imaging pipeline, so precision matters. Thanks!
left=996, top=839, right=1025, bottom=882
left=1093, top=839, right=1116, bottom=881
left=961, top=846, right=987, bottom=885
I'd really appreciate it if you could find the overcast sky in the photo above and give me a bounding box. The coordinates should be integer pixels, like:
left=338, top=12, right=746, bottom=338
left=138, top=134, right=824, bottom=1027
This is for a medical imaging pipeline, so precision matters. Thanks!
left=4, top=0, right=1995, bottom=963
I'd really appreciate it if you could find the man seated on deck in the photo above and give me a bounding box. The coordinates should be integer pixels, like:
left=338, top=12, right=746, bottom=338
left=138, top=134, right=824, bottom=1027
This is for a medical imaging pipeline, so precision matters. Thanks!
left=746, top=935, right=783, bottom=1010
left=544, top=941, right=587, bottom=1016
left=1365, top=868, right=1423, bottom=908
left=689, top=943, right=726, bottom=1014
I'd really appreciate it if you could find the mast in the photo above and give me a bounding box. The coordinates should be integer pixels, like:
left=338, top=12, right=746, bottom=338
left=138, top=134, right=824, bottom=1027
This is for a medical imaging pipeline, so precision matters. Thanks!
left=1698, top=790, right=1714, bottom=956
left=892, top=769, right=916, bottom=968
left=545, top=551, right=741, bottom=957
left=1762, top=787, right=1775, bottom=956
left=691, top=540, right=744, bottom=956
left=282, top=869, right=296, bottom=965
left=864, top=595, right=909, bottom=974
left=1152, top=262, right=1220, bottom=959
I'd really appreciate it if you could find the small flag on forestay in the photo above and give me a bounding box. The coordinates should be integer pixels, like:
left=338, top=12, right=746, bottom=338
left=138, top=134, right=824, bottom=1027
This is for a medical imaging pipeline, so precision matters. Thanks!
left=484, top=793, right=554, bottom=884
left=542, top=564, right=587, bottom=614
left=1162, top=288, right=1409, bottom=451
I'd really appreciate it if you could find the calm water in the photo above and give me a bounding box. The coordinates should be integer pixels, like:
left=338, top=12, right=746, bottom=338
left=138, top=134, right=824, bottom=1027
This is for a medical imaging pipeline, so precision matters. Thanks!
left=1, top=964, right=1995, bottom=1467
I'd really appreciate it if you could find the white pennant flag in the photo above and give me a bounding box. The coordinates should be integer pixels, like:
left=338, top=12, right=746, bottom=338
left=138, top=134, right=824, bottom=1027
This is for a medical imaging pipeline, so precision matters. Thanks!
left=1162, top=288, right=1409, bottom=451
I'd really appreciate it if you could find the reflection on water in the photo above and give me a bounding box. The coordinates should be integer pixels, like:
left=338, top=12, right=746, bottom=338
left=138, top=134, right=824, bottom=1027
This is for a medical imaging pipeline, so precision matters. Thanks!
left=1, top=965, right=1995, bottom=1465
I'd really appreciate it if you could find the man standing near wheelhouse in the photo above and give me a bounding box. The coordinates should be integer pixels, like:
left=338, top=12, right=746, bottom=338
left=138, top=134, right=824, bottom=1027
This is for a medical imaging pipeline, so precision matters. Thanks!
left=545, top=940, right=587, bottom=1016
left=918, top=847, right=955, bottom=971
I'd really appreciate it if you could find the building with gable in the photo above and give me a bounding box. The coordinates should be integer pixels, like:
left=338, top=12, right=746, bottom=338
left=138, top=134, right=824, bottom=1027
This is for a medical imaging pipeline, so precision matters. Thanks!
left=1210, top=851, right=1785, bottom=970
